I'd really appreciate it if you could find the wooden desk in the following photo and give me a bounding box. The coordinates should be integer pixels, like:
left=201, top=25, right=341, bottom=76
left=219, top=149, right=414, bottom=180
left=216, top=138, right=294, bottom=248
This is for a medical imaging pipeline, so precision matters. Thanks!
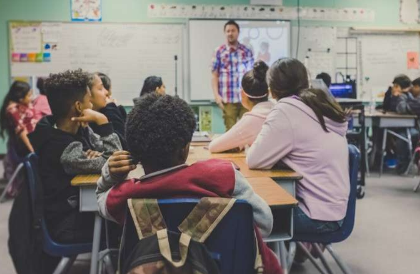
left=72, top=145, right=301, bottom=274
left=187, top=146, right=302, bottom=180
left=71, top=176, right=297, bottom=208
left=248, top=177, right=298, bottom=207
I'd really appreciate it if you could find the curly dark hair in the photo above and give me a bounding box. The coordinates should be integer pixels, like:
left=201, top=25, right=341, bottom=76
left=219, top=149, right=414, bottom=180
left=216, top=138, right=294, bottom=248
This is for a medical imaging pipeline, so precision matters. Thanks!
left=126, top=93, right=196, bottom=168
left=44, top=69, right=90, bottom=119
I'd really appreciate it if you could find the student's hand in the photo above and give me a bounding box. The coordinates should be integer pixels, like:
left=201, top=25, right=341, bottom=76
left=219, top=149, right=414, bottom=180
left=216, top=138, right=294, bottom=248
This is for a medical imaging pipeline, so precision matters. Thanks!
left=106, top=96, right=116, bottom=105
left=71, top=109, right=108, bottom=126
left=108, top=151, right=137, bottom=177
left=215, top=94, right=224, bottom=110
left=85, top=149, right=103, bottom=159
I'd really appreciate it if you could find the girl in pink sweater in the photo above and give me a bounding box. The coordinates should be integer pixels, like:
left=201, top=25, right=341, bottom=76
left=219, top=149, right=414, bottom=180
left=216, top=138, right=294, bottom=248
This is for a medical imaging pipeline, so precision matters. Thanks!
left=209, top=61, right=274, bottom=152
left=247, top=58, right=350, bottom=234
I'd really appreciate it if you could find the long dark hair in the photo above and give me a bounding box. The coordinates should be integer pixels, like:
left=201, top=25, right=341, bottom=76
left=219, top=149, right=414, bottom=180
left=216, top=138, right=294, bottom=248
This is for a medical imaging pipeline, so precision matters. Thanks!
left=268, top=58, right=346, bottom=132
left=140, top=76, right=163, bottom=97
left=0, top=81, right=31, bottom=138
left=97, top=72, right=111, bottom=91
left=36, top=77, right=47, bottom=95
left=241, top=60, right=269, bottom=104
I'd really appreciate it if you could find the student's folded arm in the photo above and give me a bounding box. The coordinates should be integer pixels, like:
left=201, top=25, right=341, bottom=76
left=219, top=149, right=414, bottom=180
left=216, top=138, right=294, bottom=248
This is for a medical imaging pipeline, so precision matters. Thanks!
left=209, top=117, right=252, bottom=152
left=396, top=95, right=412, bottom=114
left=96, top=160, right=127, bottom=223
left=102, top=103, right=126, bottom=139
left=246, top=108, right=294, bottom=169
left=87, top=123, right=122, bottom=157
left=232, top=167, right=273, bottom=237
left=60, top=141, right=108, bottom=175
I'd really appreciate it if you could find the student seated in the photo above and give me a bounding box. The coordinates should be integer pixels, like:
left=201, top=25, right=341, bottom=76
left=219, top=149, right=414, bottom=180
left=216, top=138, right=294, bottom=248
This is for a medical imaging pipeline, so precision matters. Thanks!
left=33, top=77, right=52, bottom=120
left=396, top=77, right=420, bottom=115
left=97, top=72, right=127, bottom=121
left=209, top=61, right=274, bottom=152
left=29, top=69, right=122, bottom=244
left=0, top=81, right=36, bottom=196
left=411, top=77, right=420, bottom=98
left=97, top=93, right=282, bottom=274
left=392, top=77, right=420, bottom=173
left=133, top=76, right=166, bottom=104
left=383, top=74, right=412, bottom=112
left=247, top=58, right=350, bottom=235
left=89, top=72, right=128, bottom=149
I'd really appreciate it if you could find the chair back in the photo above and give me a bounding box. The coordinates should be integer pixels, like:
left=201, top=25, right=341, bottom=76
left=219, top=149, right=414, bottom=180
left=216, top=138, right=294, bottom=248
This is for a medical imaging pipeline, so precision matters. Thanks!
left=120, top=198, right=256, bottom=274
left=23, top=153, right=92, bottom=257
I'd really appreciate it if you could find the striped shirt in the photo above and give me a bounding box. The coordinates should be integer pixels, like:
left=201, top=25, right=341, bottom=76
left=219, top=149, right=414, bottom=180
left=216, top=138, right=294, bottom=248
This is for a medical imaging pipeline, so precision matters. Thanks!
left=211, top=43, right=254, bottom=103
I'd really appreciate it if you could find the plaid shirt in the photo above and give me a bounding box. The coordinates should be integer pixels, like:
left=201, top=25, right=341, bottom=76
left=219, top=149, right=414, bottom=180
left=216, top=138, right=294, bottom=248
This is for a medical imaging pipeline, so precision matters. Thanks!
left=212, top=43, right=254, bottom=103
left=6, top=102, right=37, bottom=135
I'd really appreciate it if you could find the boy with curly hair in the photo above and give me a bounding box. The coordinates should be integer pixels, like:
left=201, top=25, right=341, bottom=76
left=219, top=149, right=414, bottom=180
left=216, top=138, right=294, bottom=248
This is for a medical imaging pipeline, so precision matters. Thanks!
left=97, top=93, right=282, bottom=274
left=29, top=69, right=122, bottom=243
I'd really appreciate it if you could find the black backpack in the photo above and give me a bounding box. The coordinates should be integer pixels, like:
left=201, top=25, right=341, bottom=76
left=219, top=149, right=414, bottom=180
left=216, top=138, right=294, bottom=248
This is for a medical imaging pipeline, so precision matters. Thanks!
left=119, top=197, right=263, bottom=274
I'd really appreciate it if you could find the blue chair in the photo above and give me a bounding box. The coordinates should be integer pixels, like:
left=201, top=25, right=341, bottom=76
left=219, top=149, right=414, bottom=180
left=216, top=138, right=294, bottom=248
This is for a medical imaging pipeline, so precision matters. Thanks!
left=120, top=198, right=256, bottom=274
left=290, top=144, right=360, bottom=274
left=24, top=153, right=92, bottom=274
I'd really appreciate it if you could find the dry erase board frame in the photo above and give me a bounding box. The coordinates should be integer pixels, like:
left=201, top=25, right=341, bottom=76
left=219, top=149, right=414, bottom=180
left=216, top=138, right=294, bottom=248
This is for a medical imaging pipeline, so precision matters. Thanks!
left=8, top=21, right=185, bottom=106
left=188, top=19, right=291, bottom=102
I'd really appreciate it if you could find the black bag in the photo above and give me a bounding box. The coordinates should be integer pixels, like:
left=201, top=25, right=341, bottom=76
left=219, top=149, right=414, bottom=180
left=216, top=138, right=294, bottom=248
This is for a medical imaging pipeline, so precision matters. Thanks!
left=119, top=198, right=246, bottom=274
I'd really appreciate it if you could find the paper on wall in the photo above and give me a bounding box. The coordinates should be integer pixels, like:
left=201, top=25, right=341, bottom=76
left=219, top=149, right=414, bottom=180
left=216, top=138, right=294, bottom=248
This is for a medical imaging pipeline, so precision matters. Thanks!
left=407, top=51, right=419, bottom=69
left=250, top=0, right=283, bottom=6
left=71, top=0, right=102, bottom=21
left=11, top=25, right=42, bottom=53
left=41, top=23, right=62, bottom=43
left=400, top=0, right=419, bottom=24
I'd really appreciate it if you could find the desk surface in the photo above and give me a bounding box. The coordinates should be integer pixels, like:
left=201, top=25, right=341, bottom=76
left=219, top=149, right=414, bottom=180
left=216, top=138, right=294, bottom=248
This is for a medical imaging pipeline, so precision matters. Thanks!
left=366, top=111, right=416, bottom=119
left=72, top=145, right=302, bottom=186
left=72, top=175, right=297, bottom=207
left=188, top=146, right=301, bottom=179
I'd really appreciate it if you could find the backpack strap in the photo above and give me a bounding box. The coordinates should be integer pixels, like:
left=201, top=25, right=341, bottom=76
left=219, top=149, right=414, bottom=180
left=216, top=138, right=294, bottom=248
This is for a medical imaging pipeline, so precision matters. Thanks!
left=178, top=197, right=236, bottom=243
left=157, top=229, right=191, bottom=268
left=127, top=198, right=166, bottom=239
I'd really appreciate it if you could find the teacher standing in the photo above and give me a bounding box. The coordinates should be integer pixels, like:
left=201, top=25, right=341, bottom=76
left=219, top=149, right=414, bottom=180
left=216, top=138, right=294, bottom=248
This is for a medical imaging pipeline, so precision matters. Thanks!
left=211, top=20, right=254, bottom=130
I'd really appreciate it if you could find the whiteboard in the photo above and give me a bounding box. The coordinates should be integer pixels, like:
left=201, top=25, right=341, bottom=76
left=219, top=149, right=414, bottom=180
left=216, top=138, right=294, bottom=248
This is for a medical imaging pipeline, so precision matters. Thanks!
left=189, top=20, right=290, bottom=101
left=358, top=34, right=420, bottom=100
left=10, top=22, right=184, bottom=105
left=292, top=26, right=337, bottom=79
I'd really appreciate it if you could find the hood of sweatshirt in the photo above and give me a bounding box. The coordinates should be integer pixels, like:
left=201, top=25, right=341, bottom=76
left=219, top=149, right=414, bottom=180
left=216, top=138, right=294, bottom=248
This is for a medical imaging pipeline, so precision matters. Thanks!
left=244, top=100, right=275, bottom=119
left=278, top=97, right=348, bottom=137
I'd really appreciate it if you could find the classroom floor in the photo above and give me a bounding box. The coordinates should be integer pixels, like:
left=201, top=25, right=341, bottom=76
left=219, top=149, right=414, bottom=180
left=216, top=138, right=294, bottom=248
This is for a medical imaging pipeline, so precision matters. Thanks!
left=1, top=171, right=420, bottom=274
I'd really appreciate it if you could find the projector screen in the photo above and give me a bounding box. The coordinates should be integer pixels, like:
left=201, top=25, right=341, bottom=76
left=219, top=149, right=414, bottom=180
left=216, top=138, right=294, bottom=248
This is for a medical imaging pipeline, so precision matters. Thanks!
left=189, top=20, right=290, bottom=101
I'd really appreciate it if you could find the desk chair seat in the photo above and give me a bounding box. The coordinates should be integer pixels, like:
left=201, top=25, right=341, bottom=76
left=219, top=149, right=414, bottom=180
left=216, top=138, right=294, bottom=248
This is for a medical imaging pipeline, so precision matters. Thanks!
left=290, top=144, right=360, bottom=274
left=120, top=198, right=256, bottom=274
left=24, top=153, right=92, bottom=274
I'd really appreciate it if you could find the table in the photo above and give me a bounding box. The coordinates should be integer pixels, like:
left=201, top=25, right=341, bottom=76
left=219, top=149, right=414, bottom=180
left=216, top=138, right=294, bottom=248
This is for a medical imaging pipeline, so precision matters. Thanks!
left=72, top=145, right=301, bottom=274
left=353, top=111, right=417, bottom=176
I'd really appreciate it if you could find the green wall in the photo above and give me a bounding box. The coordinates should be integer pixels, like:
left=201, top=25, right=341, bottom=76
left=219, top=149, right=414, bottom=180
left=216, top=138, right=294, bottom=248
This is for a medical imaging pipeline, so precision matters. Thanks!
left=0, top=0, right=416, bottom=153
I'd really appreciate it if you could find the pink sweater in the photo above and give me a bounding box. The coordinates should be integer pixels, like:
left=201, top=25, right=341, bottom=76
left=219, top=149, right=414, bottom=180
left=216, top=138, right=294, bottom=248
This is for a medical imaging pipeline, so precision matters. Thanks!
left=247, top=97, right=349, bottom=221
left=33, top=95, right=51, bottom=121
left=209, top=101, right=274, bottom=153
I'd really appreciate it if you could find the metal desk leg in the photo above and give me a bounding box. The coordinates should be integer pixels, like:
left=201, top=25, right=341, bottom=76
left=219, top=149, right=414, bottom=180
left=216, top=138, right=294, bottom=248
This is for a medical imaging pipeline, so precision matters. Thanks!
left=404, top=128, right=414, bottom=176
left=90, top=213, right=102, bottom=274
left=365, top=128, right=370, bottom=176
left=279, top=241, right=289, bottom=274
left=380, top=129, right=388, bottom=177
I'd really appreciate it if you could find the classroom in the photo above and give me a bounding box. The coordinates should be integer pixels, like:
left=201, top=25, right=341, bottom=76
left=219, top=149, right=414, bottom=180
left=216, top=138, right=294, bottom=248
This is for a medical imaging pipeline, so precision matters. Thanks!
left=0, top=0, right=419, bottom=273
